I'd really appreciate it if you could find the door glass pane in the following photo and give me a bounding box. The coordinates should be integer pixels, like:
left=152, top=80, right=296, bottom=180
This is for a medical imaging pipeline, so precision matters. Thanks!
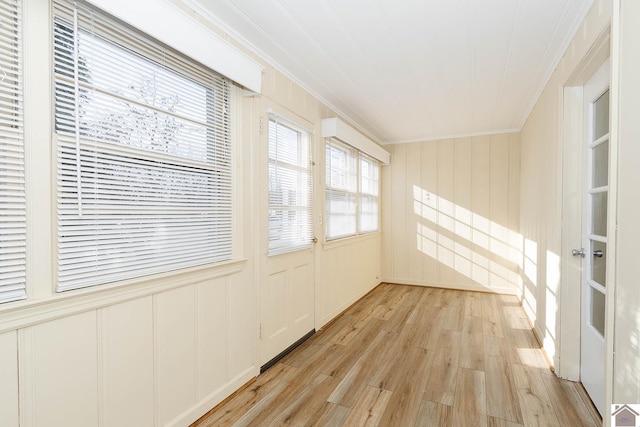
left=591, top=287, right=606, bottom=337
left=593, top=90, right=609, bottom=140
left=591, top=192, right=608, bottom=236
left=591, top=240, right=606, bottom=286
left=592, top=140, right=608, bottom=188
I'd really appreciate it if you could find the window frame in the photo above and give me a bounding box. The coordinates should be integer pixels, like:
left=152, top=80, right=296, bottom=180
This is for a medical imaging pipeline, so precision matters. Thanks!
left=52, top=0, right=237, bottom=293
left=267, top=115, right=314, bottom=256
left=325, top=138, right=380, bottom=241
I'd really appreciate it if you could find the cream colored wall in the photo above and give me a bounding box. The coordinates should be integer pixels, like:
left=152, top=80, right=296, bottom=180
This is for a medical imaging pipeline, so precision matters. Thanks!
left=612, top=0, right=640, bottom=405
left=381, top=134, right=521, bottom=295
left=519, top=0, right=610, bottom=372
left=257, top=56, right=382, bottom=330
left=0, top=1, right=382, bottom=425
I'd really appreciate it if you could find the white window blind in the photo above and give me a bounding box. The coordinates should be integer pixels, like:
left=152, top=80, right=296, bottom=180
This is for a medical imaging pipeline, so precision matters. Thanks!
left=53, top=0, right=233, bottom=291
left=0, top=0, right=26, bottom=303
left=359, top=153, right=379, bottom=233
left=268, top=117, right=312, bottom=255
left=325, top=139, right=380, bottom=240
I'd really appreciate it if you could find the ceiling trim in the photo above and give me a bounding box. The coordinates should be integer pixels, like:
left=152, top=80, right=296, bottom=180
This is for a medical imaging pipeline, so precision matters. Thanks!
left=178, top=0, right=385, bottom=145
left=88, top=0, right=263, bottom=92
left=516, top=0, right=596, bottom=129
left=382, top=128, right=521, bottom=146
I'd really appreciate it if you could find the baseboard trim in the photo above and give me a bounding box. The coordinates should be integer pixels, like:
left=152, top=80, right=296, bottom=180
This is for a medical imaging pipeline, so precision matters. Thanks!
left=381, top=278, right=521, bottom=296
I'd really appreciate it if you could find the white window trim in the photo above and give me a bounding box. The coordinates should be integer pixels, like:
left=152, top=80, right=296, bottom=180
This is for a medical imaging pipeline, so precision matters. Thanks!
left=2, top=0, right=245, bottom=310
left=324, top=138, right=381, bottom=242
left=267, top=112, right=314, bottom=256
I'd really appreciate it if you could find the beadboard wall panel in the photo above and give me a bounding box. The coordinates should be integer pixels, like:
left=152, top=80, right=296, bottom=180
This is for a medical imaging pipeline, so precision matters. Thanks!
left=382, top=133, right=521, bottom=294
left=0, top=331, right=18, bottom=426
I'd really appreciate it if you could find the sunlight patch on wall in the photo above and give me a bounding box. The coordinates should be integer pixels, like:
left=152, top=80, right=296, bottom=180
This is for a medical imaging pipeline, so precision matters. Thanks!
left=413, top=184, right=523, bottom=292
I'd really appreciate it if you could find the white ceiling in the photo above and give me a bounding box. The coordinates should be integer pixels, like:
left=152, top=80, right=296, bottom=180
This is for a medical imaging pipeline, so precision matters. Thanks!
left=185, top=0, right=594, bottom=144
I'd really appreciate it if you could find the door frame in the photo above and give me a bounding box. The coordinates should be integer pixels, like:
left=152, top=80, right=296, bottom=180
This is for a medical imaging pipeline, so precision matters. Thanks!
left=255, top=97, right=317, bottom=367
left=559, top=26, right=617, bottom=418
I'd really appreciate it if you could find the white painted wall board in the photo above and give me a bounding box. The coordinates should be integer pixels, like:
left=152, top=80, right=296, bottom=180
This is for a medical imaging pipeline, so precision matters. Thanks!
left=391, top=143, right=408, bottom=280
left=197, top=277, right=229, bottom=400
left=0, top=331, right=18, bottom=426
left=420, top=141, right=440, bottom=282
left=453, top=138, right=472, bottom=285
left=21, top=311, right=98, bottom=427
left=100, top=297, right=154, bottom=427
left=519, top=0, right=611, bottom=374
left=228, top=271, right=256, bottom=377
left=406, top=143, right=424, bottom=282
left=382, top=134, right=521, bottom=294
left=613, top=0, right=640, bottom=405
left=155, top=286, right=197, bottom=425
left=437, top=140, right=457, bottom=285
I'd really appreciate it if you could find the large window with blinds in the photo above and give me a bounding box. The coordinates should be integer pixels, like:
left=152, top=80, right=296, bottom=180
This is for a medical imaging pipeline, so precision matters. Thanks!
left=53, top=0, right=233, bottom=291
left=268, top=117, right=313, bottom=255
left=325, top=139, right=380, bottom=240
left=0, top=0, right=26, bottom=303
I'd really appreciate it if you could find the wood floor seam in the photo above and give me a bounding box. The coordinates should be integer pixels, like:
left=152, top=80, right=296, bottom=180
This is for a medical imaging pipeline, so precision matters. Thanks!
left=192, top=284, right=601, bottom=427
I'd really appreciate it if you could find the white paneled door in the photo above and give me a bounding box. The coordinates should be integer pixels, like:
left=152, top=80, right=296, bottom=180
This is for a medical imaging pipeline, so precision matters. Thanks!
left=258, top=101, right=316, bottom=367
left=578, top=58, right=610, bottom=416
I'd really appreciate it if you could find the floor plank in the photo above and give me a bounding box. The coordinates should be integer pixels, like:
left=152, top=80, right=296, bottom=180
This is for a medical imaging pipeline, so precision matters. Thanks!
left=452, top=368, right=487, bottom=427
left=192, top=284, right=601, bottom=427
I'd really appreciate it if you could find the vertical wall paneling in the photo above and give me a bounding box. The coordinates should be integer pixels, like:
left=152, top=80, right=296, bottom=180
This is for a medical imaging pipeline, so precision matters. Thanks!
left=489, top=134, right=512, bottom=289
left=406, top=143, right=423, bottom=281
left=197, top=277, right=229, bottom=400
left=391, top=143, right=408, bottom=280
left=155, top=286, right=197, bottom=425
left=471, top=137, right=491, bottom=287
left=381, top=145, right=394, bottom=280
left=0, top=331, right=18, bottom=426
left=20, top=311, right=99, bottom=427
left=437, top=139, right=457, bottom=284
left=99, top=297, right=154, bottom=427
left=454, top=138, right=472, bottom=285
left=419, top=140, right=439, bottom=282
left=613, top=0, right=640, bottom=405
left=519, top=0, right=611, bottom=370
left=382, top=133, right=521, bottom=294
left=228, top=272, right=255, bottom=379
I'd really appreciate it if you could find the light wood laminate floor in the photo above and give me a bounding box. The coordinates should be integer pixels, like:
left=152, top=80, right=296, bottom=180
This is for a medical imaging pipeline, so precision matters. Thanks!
left=194, top=284, right=602, bottom=427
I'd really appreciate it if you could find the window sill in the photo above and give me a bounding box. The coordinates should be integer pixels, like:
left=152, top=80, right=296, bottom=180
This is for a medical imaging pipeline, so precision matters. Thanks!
left=322, top=231, right=381, bottom=251
left=0, top=258, right=248, bottom=333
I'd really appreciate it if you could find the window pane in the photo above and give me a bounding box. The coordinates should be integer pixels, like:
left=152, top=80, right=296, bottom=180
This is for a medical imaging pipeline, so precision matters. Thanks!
left=591, top=191, right=607, bottom=237
left=326, top=141, right=357, bottom=192
left=359, top=195, right=378, bottom=233
left=591, top=240, right=606, bottom=287
left=593, top=89, right=609, bottom=141
left=0, top=0, right=27, bottom=303
left=325, top=141, right=380, bottom=239
left=326, top=190, right=356, bottom=239
left=360, top=154, right=379, bottom=196
left=592, top=140, right=608, bottom=189
left=54, top=0, right=233, bottom=291
left=268, top=119, right=312, bottom=255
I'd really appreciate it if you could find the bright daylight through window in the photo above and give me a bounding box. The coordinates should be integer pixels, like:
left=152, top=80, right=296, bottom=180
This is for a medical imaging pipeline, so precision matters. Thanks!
left=53, top=0, right=233, bottom=291
left=268, top=117, right=313, bottom=255
left=0, top=0, right=26, bottom=303
left=325, top=139, right=379, bottom=240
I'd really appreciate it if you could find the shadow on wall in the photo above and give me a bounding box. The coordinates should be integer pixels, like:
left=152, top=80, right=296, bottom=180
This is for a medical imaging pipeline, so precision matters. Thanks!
left=413, top=184, right=560, bottom=360
left=412, top=184, right=523, bottom=292
left=410, top=181, right=562, bottom=362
